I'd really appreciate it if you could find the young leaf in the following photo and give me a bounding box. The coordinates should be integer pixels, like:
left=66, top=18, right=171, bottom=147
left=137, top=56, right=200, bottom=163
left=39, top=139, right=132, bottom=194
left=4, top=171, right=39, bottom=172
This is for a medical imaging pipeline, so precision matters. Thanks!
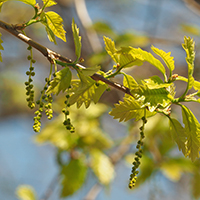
left=117, top=47, right=144, bottom=68
left=103, top=36, right=118, bottom=63
left=182, top=36, right=195, bottom=92
left=16, top=0, right=36, bottom=6
left=45, top=11, right=66, bottom=42
left=181, top=105, right=200, bottom=161
left=42, top=0, right=57, bottom=8
left=109, top=95, right=155, bottom=122
left=151, top=46, right=175, bottom=73
left=192, top=170, right=200, bottom=199
left=69, top=72, right=107, bottom=108
left=46, top=67, right=72, bottom=95
left=169, top=117, right=187, bottom=155
left=81, top=65, right=101, bottom=76
left=144, top=75, right=172, bottom=89
left=61, top=158, right=87, bottom=197
left=123, top=73, right=138, bottom=89
left=0, top=32, right=4, bottom=62
left=16, top=185, right=37, bottom=200
left=127, top=47, right=166, bottom=76
left=72, top=19, right=81, bottom=61
left=131, top=85, right=173, bottom=112
left=90, top=149, right=114, bottom=185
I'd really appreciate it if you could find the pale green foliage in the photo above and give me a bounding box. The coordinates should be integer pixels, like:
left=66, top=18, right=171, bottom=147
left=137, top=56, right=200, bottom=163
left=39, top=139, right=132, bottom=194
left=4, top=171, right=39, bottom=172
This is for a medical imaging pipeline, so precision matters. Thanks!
left=72, top=18, right=81, bottom=61
left=46, top=67, right=72, bottom=95
left=143, top=76, right=172, bottom=89
left=169, top=118, right=187, bottom=155
left=182, top=36, right=195, bottom=92
left=45, top=11, right=66, bottom=42
left=35, top=103, right=113, bottom=150
left=61, top=158, right=87, bottom=197
left=69, top=72, right=107, bottom=108
left=42, top=0, right=56, bottom=7
left=16, top=185, right=37, bottom=200
left=103, top=37, right=166, bottom=77
left=81, top=65, right=101, bottom=76
left=90, top=149, right=114, bottom=185
left=181, top=105, right=200, bottom=161
left=151, top=46, right=175, bottom=73
left=0, top=0, right=36, bottom=9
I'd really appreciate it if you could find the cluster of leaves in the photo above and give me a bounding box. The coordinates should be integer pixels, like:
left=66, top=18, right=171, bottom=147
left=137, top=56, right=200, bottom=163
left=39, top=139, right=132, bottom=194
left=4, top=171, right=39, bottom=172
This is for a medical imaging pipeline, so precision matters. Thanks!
left=1, top=0, right=200, bottom=199
left=0, top=0, right=66, bottom=44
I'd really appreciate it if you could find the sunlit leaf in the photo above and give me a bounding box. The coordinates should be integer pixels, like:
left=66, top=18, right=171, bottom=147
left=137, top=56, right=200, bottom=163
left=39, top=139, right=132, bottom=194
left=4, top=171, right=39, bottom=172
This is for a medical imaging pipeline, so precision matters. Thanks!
left=151, top=46, right=175, bottom=72
left=69, top=72, right=107, bottom=108
left=109, top=95, right=155, bottom=122
left=131, top=84, right=173, bottom=112
left=46, top=67, right=72, bottom=95
left=16, top=185, right=37, bottom=200
left=72, top=18, right=81, bottom=60
left=182, top=36, right=195, bottom=90
left=42, top=0, right=56, bottom=7
left=103, top=36, right=118, bottom=63
left=181, top=105, right=200, bottom=161
left=144, top=75, right=172, bottom=89
left=90, top=149, right=114, bottom=185
left=61, top=158, right=87, bottom=197
left=117, top=47, right=144, bottom=68
left=126, top=46, right=166, bottom=76
left=16, top=0, right=36, bottom=6
left=81, top=65, right=101, bottom=76
left=45, top=11, right=66, bottom=42
left=123, top=73, right=138, bottom=89
left=169, top=117, right=187, bottom=155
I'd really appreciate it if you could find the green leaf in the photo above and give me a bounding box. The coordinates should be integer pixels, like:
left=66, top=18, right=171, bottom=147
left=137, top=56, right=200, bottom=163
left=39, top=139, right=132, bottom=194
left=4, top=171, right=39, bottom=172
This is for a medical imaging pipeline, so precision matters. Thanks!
left=61, top=158, right=87, bottom=197
left=181, top=105, right=200, bottom=161
left=45, top=11, right=66, bottom=42
left=42, top=0, right=56, bottom=7
left=131, top=85, right=173, bottom=112
left=117, top=47, right=144, bottom=68
left=151, top=45, right=175, bottom=73
left=126, top=46, right=166, bottom=76
left=0, top=32, right=3, bottom=62
left=69, top=72, right=107, bottom=108
left=46, top=67, right=72, bottom=95
left=103, top=36, right=118, bottom=63
left=81, top=65, right=101, bottom=76
left=16, top=0, right=36, bottom=6
left=109, top=95, right=155, bottom=122
left=72, top=19, right=81, bottom=61
left=144, top=75, right=172, bottom=89
left=176, top=75, right=200, bottom=92
left=90, top=149, right=114, bottom=185
left=16, top=185, right=37, bottom=200
left=169, top=117, right=187, bottom=155
left=123, top=73, right=138, bottom=89
left=182, top=36, right=195, bottom=91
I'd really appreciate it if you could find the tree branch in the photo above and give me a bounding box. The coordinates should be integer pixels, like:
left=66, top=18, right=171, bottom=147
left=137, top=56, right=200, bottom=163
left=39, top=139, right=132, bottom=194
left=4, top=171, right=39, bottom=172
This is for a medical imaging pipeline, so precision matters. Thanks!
left=0, top=20, right=132, bottom=96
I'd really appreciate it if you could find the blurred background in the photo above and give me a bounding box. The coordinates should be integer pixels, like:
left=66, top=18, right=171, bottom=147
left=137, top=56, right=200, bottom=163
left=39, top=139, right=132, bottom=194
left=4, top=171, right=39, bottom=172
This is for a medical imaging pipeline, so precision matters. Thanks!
left=1, top=0, right=200, bottom=199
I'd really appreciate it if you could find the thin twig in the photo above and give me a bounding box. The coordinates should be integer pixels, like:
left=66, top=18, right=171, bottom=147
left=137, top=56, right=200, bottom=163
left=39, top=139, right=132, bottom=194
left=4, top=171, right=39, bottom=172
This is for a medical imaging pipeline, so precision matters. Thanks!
left=0, top=20, right=132, bottom=96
